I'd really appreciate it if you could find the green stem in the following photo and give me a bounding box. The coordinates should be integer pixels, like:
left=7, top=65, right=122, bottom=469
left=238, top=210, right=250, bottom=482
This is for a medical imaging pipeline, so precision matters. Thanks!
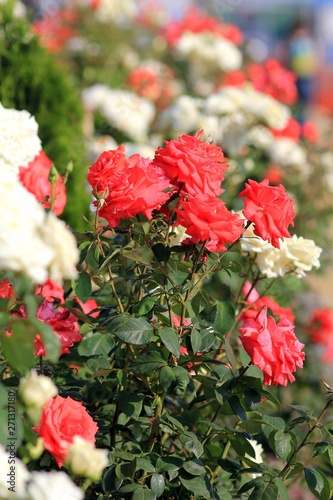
left=279, top=398, right=333, bottom=480
left=146, top=395, right=165, bottom=453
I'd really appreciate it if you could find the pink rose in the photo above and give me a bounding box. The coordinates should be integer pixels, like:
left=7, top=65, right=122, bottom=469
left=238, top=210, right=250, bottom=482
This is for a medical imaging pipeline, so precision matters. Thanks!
left=240, top=179, right=295, bottom=248
left=239, top=307, right=305, bottom=386
left=34, top=395, right=98, bottom=467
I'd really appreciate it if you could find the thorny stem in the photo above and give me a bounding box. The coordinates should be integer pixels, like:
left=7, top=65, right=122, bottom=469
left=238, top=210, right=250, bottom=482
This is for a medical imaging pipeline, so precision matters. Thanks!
left=107, top=264, right=124, bottom=314
left=146, top=394, right=165, bottom=453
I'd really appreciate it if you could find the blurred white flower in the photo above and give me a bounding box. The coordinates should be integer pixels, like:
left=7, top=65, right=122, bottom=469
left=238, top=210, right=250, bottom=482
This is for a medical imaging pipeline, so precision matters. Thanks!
left=268, top=138, right=308, bottom=171
left=0, top=104, right=42, bottom=173
left=176, top=32, right=242, bottom=73
left=0, top=444, right=30, bottom=499
left=27, top=471, right=84, bottom=500
left=39, top=214, right=79, bottom=283
left=93, top=0, right=138, bottom=24
left=87, top=136, right=118, bottom=163
left=19, top=371, right=57, bottom=422
left=66, top=437, right=109, bottom=482
left=161, top=95, right=203, bottom=133
left=240, top=223, right=273, bottom=254
left=245, top=439, right=264, bottom=478
left=0, top=172, right=78, bottom=283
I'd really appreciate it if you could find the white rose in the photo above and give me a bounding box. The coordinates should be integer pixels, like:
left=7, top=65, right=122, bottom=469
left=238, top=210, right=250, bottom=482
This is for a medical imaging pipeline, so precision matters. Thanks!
left=18, top=371, right=57, bottom=422
left=66, top=437, right=109, bottom=482
left=245, top=439, right=264, bottom=479
left=0, top=444, right=30, bottom=499
left=0, top=104, right=42, bottom=173
left=240, top=224, right=273, bottom=255
left=39, top=214, right=79, bottom=283
left=255, top=235, right=322, bottom=278
left=268, top=138, right=308, bottom=170
left=27, top=471, right=84, bottom=500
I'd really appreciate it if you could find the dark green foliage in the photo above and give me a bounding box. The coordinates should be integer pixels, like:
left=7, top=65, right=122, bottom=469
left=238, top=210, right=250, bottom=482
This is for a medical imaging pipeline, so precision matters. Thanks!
left=0, top=3, right=90, bottom=230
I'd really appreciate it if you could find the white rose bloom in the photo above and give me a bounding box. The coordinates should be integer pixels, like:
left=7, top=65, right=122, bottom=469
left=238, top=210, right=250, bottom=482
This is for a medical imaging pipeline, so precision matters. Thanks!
left=243, top=90, right=290, bottom=130
left=204, top=87, right=246, bottom=116
left=18, top=370, right=58, bottom=409
left=255, top=235, right=322, bottom=279
left=82, top=84, right=111, bottom=112
left=240, top=224, right=273, bottom=255
left=166, top=95, right=203, bottom=133
left=27, top=471, right=84, bottom=500
left=0, top=104, right=42, bottom=173
left=268, top=138, right=308, bottom=170
left=0, top=444, right=30, bottom=499
left=168, top=225, right=190, bottom=246
left=93, top=0, right=138, bottom=24
left=100, top=90, right=155, bottom=141
left=66, top=437, right=109, bottom=481
left=198, top=115, right=221, bottom=143
left=0, top=172, right=79, bottom=283
left=39, top=214, right=79, bottom=283
left=246, top=126, right=274, bottom=149
left=176, top=32, right=242, bottom=72
left=0, top=171, right=55, bottom=283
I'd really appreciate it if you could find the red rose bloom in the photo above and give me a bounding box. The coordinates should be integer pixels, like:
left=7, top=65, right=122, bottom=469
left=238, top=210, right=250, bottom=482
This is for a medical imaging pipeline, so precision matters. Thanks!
left=33, top=300, right=82, bottom=356
left=241, top=282, right=295, bottom=324
left=153, top=131, right=228, bottom=200
left=0, top=279, right=14, bottom=299
left=307, top=308, right=333, bottom=363
left=240, top=179, right=295, bottom=248
left=175, top=197, right=244, bottom=252
left=302, top=121, right=319, bottom=144
left=19, top=151, right=66, bottom=216
left=239, top=307, right=305, bottom=386
left=34, top=395, right=98, bottom=467
left=88, top=147, right=171, bottom=227
left=36, top=278, right=65, bottom=304
left=271, top=117, right=301, bottom=142
left=248, top=59, right=298, bottom=105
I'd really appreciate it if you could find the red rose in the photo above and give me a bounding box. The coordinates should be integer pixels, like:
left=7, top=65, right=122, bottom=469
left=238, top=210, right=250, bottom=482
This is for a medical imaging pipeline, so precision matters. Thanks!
left=87, top=145, right=133, bottom=195
left=34, top=300, right=82, bottom=356
left=271, top=117, right=301, bottom=142
left=307, top=308, right=333, bottom=363
left=240, top=179, right=295, bottom=248
left=0, top=279, right=14, bottom=299
left=95, top=154, right=172, bottom=228
left=302, top=121, right=319, bottom=144
left=75, top=298, right=100, bottom=319
left=241, top=282, right=294, bottom=324
left=36, top=278, right=65, bottom=304
left=19, top=151, right=66, bottom=216
left=239, top=307, right=305, bottom=386
left=153, top=131, right=228, bottom=200
left=248, top=59, right=298, bottom=105
left=175, top=197, right=244, bottom=252
left=34, top=395, right=98, bottom=467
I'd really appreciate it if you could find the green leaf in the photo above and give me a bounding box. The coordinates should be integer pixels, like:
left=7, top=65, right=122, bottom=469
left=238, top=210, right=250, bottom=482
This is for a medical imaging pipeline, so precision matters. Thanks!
left=271, top=431, right=293, bottom=462
left=313, top=442, right=329, bottom=458
left=132, top=487, right=157, bottom=500
left=1, top=320, right=36, bottom=373
left=158, top=327, right=180, bottom=357
left=218, top=458, right=241, bottom=475
left=179, top=472, right=211, bottom=497
left=136, top=458, right=156, bottom=473
left=224, top=338, right=236, bottom=369
left=228, top=395, right=247, bottom=422
left=118, top=393, right=144, bottom=419
left=262, top=415, right=285, bottom=438
left=245, top=389, right=261, bottom=409
left=284, top=462, right=304, bottom=480
left=304, top=468, right=331, bottom=500
left=214, top=302, right=235, bottom=335
left=74, top=271, right=92, bottom=303
left=191, top=328, right=202, bottom=353
left=274, top=478, right=290, bottom=500
left=181, top=432, right=204, bottom=458
left=78, top=332, right=115, bottom=357
left=182, top=460, right=206, bottom=476
left=159, top=366, right=176, bottom=393
left=122, top=246, right=153, bottom=266
left=130, top=352, right=166, bottom=374
left=248, top=482, right=279, bottom=500
left=132, top=297, right=157, bottom=316
left=171, top=366, right=190, bottom=397
left=151, top=243, right=171, bottom=263
left=115, top=459, right=137, bottom=480
left=150, top=473, right=165, bottom=497
left=199, top=329, right=215, bottom=352
left=109, top=316, right=154, bottom=345
left=31, top=318, right=60, bottom=363
left=156, top=456, right=183, bottom=473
